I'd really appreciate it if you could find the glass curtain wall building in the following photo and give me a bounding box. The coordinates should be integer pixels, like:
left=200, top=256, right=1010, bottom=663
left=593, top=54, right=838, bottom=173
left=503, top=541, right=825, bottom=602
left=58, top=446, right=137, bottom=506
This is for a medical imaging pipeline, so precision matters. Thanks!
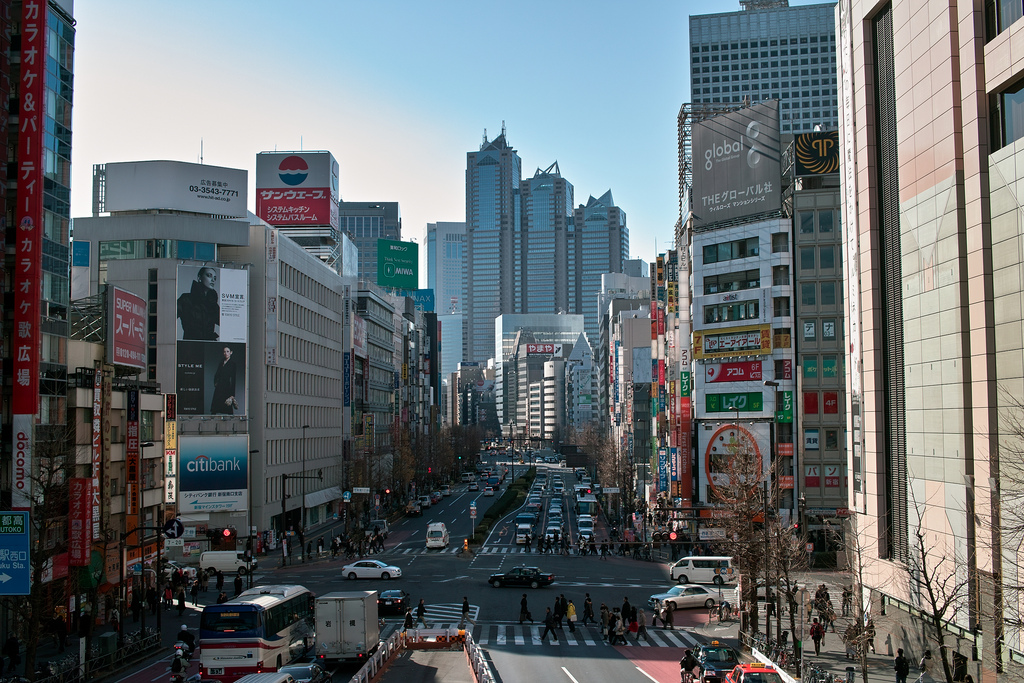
left=521, top=162, right=572, bottom=315
left=573, top=190, right=628, bottom=345
left=339, top=201, right=402, bottom=284
left=689, top=1, right=838, bottom=133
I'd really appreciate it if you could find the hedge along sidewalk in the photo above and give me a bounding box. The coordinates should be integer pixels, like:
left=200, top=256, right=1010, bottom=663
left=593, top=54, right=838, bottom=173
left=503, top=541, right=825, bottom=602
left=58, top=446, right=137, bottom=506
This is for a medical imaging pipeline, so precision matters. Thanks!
left=472, top=468, right=536, bottom=545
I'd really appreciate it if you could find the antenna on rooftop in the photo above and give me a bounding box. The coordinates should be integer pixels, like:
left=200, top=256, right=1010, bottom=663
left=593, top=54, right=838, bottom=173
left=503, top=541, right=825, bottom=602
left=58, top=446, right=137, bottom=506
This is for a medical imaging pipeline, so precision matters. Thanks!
left=482, top=129, right=488, bottom=146
left=199, top=139, right=203, bottom=164
left=502, top=120, right=506, bottom=137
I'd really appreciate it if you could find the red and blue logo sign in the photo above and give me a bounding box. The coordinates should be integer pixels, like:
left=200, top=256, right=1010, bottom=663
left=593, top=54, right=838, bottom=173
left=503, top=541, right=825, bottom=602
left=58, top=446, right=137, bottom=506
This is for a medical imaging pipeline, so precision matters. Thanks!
left=278, top=155, right=309, bottom=186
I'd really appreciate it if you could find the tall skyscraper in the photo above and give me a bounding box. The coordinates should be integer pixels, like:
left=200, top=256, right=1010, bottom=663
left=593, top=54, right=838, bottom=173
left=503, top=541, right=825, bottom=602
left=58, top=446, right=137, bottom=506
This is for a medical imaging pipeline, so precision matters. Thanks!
left=465, top=128, right=521, bottom=363
left=572, top=191, right=628, bottom=344
left=426, top=221, right=466, bottom=383
left=689, top=1, right=838, bottom=134
left=4, top=1, right=75, bottom=507
left=521, top=162, right=573, bottom=314
left=840, top=0, right=1023, bottom=673
left=339, top=201, right=402, bottom=283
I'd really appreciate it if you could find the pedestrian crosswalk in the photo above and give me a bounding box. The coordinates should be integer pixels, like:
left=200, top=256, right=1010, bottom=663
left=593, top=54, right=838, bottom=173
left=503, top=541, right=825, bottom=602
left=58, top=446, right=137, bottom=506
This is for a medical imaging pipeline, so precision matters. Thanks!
left=393, top=621, right=701, bottom=649
left=387, top=545, right=584, bottom=556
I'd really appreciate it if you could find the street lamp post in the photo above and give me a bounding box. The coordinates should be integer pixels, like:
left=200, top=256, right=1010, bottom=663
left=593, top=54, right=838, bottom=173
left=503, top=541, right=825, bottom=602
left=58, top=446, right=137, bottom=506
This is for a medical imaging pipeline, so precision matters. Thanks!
left=301, top=425, right=310, bottom=562
left=763, top=380, right=780, bottom=640
left=247, top=449, right=259, bottom=588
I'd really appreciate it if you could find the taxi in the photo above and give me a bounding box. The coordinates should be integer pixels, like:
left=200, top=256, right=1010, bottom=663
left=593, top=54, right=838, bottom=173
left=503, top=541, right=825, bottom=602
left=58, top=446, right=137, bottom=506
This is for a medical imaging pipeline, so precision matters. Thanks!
left=694, top=640, right=740, bottom=683
left=724, top=662, right=784, bottom=683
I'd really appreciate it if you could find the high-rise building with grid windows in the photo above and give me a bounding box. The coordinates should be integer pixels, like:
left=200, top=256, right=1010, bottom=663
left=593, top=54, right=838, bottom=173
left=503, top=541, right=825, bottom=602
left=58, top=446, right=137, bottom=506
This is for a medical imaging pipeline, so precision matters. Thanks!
left=689, top=1, right=838, bottom=134
left=338, top=201, right=402, bottom=283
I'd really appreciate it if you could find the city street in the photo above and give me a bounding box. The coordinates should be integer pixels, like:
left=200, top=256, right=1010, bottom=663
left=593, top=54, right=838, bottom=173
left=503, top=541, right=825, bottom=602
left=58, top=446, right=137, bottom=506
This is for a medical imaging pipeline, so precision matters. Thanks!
left=99, top=465, right=729, bottom=682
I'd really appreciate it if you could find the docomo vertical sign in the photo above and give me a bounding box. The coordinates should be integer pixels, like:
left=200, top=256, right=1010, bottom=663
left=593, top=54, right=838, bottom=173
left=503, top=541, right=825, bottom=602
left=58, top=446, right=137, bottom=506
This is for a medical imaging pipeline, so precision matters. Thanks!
left=11, top=0, right=48, bottom=511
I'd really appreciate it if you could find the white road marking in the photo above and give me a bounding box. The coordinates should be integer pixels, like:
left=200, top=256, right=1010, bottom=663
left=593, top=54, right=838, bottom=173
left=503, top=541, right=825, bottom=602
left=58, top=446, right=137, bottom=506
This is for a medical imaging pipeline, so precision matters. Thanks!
left=635, top=666, right=660, bottom=682
left=496, top=626, right=506, bottom=645
left=562, top=666, right=581, bottom=683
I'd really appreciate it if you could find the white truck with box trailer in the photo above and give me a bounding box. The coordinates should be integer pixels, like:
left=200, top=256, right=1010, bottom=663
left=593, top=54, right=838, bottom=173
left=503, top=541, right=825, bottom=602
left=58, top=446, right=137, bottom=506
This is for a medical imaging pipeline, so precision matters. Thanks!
left=314, top=591, right=380, bottom=664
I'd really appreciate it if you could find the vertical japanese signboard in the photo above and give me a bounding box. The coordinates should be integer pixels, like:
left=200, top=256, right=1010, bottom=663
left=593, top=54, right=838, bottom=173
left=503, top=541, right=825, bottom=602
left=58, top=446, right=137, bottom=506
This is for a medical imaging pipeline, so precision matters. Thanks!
left=126, top=389, right=140, bottom=517
left=165, top=394, right=177, bottom=505
left=11, top=0, right=46, bottom=511
left=69, top=478, right=92, bottom=566
left=92, top=365, right=103, bottom=539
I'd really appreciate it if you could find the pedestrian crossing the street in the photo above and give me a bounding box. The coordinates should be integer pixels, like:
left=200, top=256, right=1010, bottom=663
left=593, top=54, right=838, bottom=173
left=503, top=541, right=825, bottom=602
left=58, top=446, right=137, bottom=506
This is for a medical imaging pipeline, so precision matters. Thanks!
left=392, top=621, right=701, bottom=649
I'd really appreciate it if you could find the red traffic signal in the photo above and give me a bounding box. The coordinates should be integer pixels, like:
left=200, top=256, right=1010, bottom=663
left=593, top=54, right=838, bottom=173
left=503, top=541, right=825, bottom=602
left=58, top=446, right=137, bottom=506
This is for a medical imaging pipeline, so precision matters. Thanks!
left=222, top=527, right=236, bottom=541
left=428, top=467, right=432, bottom=473
left=669, top=531, right=678, bottom=540
left=385, top=488, right=391, bottom=494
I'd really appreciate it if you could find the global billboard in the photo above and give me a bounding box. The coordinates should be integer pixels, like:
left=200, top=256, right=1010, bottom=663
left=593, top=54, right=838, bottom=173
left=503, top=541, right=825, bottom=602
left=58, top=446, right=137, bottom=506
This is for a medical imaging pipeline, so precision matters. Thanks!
left=175, top=265, right=249, bottom=416
left=377, top=239, right=418, bottom=289
left=256, top=151, right=339, bottom=228
left=104, top=161, right=248, bottom=217
left=178, top=435, right=249, bottom=512
left=692, top=101, right=781, bottom=228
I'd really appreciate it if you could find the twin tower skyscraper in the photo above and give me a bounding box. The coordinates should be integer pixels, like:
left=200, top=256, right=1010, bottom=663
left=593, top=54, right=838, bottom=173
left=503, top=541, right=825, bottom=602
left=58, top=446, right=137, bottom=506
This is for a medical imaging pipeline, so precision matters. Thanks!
left=454, top=127, right=629, bottom=365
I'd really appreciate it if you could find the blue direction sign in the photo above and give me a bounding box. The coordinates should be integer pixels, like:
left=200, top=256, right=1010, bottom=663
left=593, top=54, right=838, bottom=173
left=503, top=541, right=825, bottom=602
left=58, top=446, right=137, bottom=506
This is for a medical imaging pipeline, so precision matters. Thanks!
left=0, top=512, right=30, bottom=595
left=163, top=518, right=184, bottom=539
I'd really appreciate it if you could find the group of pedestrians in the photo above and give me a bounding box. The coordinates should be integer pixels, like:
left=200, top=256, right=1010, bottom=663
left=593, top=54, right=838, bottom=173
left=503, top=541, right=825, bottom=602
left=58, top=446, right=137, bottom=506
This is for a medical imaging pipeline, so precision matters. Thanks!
left=328, top=528, right=386, bottom=559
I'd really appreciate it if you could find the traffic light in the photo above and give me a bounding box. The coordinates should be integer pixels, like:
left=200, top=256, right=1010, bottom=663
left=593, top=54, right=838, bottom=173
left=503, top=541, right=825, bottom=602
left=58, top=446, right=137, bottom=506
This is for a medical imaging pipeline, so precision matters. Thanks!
left=223, top=527, right=237, bottom=542
left=428, top=467, right=432, bottom=473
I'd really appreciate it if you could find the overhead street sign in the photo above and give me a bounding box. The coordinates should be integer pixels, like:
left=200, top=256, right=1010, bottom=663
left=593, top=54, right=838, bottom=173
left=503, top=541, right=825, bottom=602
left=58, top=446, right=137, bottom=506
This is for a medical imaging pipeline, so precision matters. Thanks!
left=0, top=512, right=30, bottom=595
left=353, top=487, right=370, bottom=494
left=163, top=518, right=184, bottom=539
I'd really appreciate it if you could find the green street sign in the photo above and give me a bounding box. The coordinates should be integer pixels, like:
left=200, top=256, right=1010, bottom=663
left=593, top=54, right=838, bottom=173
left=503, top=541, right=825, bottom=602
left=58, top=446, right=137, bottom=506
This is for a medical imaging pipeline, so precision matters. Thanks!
left=377, top=239, right=418, bottom=289
left=706, top=392, right=764, bottom=413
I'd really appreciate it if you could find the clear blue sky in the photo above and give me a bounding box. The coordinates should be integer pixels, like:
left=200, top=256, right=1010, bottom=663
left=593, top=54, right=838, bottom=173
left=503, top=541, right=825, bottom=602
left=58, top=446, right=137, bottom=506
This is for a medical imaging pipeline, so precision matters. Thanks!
left=71, top=0, right=826, bottom=274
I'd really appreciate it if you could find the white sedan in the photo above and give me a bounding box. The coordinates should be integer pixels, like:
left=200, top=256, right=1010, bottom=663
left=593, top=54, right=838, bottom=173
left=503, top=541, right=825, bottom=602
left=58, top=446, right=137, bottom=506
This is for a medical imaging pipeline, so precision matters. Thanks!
left=342, top=559, right=402, bottom=580
left=648, top=584, right=719, bottom=610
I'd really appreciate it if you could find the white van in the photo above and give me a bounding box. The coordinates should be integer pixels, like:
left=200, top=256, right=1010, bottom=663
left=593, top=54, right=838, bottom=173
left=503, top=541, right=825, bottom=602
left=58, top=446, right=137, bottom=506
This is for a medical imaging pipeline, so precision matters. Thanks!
left=461, top=472, right=473, bottom=482
left=200, top=550, right=257, bottom=576
left=425, top=522, right=450, bottom=549
left=515, top=524, right=532, bottom=544
left=669, top=555, right=736, bottom=585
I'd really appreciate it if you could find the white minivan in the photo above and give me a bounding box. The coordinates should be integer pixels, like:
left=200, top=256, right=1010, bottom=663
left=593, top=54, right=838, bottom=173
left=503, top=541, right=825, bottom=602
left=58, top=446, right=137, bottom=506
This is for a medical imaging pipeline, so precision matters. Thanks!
left=425, top=522, right=450, bottom=549
left=200, top=550, right=257, bottom=576
left=669, top=555, right=736, bottom=585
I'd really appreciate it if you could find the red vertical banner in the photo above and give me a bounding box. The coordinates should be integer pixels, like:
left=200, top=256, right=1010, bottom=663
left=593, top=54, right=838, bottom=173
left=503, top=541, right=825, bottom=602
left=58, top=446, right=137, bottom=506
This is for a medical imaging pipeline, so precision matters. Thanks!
left=11, top=0, right=47, bottom=511
left=126, top=389, right=140, bottom=516
left=69, top=478, right=93, bottom=566
left=92, top=366, right=103, bottom=540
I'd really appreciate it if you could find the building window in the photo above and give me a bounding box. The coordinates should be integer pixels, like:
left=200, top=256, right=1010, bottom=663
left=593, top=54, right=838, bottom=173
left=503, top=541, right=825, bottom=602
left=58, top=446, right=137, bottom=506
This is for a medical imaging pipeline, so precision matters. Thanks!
left=821, top=282, right=837, bottom=307
left=702, top=237, right=759, bottom=264
left=801, top=283, right=816, bottom=306
left=803, top=320, right=816, bottom=340
left=704, top=299, right=760, bottom=324
left=773, top=265, right=790, bottom=286
left=800, top=211, right=815, bottom=234
left=820, top=246, right=835, bottom=270
left=991, top=76, right=1024, bottom=150
left=986, top=0, right=1024, bottom=41
left=800, top=247, right=816, bottom=271
left=773, top=296, right=791, bottom=317
left=703, top=269, right=760, bottom=294
left=772, top=233, right=789, bottom=253
left=822, top=319, right=837, bottom=340
left=773, top=328, right=792, bottom=349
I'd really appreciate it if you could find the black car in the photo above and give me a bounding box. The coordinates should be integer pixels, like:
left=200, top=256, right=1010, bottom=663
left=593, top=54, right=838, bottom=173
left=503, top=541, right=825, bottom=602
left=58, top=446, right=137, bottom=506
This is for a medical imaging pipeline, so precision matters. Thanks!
left=694, top=640, right=741, bottom=683
left=489, top=566, right=555, bottom=589
left=279, top=662, right=331, bottom=683
left=377, top=589, right=411, bottom=616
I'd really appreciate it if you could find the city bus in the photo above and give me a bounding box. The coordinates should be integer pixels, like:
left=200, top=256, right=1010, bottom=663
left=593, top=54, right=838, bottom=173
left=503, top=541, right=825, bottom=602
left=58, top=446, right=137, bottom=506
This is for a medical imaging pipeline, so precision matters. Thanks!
left=577, top=494, right=599, bottom=517
left=199, top=584, right=315, bottom=683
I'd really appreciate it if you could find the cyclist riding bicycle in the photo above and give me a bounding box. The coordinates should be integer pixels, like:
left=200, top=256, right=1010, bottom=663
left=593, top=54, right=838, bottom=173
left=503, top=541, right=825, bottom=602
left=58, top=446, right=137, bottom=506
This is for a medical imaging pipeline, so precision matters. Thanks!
left=680, top=648, right=699, bottom=683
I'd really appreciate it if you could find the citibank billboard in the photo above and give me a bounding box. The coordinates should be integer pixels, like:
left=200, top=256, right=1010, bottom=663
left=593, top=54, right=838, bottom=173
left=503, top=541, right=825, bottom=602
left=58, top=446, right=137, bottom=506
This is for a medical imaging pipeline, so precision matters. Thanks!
left=178, top=435, right=249, bottom=512
left=692, top=101, right=781, bottom=229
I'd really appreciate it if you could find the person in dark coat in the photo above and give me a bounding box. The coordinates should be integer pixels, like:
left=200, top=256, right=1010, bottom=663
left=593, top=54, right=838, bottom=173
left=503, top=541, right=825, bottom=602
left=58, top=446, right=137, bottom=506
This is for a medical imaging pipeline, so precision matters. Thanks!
left=176, top=587, right=187, bottom=616
left=177, top=267, right=220, bottom=340
left=540, top=607, right=559, bottom=643
left=520, top=594, right=532, bottom=624
left=233, top=574, right=243, bottom=597
left=210, top=346, right=239, bottom=415
left=216, top=571, right=225, bottom=592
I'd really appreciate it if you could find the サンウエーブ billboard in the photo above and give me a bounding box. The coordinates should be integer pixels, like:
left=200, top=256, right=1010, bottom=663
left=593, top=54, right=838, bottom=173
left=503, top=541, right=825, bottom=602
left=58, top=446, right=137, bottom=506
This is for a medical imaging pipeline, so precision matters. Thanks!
left=256, top=151, right=339, bottom=228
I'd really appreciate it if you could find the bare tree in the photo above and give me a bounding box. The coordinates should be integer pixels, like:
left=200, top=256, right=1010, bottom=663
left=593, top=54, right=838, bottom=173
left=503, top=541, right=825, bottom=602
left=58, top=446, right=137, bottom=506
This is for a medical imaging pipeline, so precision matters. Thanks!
left=0, top=423, right=79, bottom=679
left=902, top=490, right=971, bottom=683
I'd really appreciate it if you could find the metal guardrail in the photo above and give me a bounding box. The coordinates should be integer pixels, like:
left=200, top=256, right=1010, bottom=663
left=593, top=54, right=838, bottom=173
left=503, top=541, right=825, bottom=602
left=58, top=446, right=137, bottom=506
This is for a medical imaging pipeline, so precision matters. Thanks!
left=349, top=629, right=407, bottom=683
left=347, top=627, right=496, bottom=683
left=464, top=631, right=496, bottom=683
